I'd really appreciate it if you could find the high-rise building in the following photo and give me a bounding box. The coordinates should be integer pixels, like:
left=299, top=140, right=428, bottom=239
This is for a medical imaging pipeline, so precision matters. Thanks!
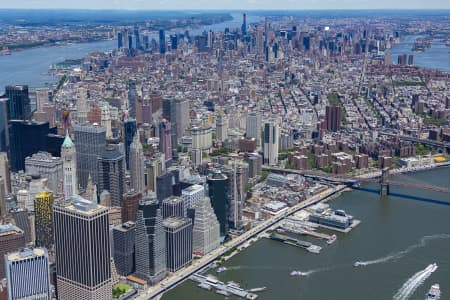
left=159, top=30, right=166, bottom=54
left=76, top=88, right=88, bottom=124
left=129, top=135, right=145, bottom=193
left=263, top=120, right=279, bottom=165
left=124, top=119, right=137, bottom=168
left=101, top=103, right=112, bottom=139
left=8, top=120, right=54, bottom=172
left=145, top=157, right=162, bottom=194
left=207, top=170, right=229, bottom=238
left=134, top=25, right=141, bottom=50
left=112, top=221, right=135, bottom=276
left=0, top=96, right=9, bottom=152
left=191, top=197, right=220, bottom=256
left=161, top=196, right=185, bottom=219
left=135, top=194, right=167, bottom=284
left=163, top=217, right=192, bottom=272
left=53, top=196, right=111, bottom=299
left=73, top=123, right=106, bottom=189
left=156, top=170, right=180, bottom=203
left=191, top=126, right=212, bottom=152
left=117, top=31, right=124, bottom=49
left=242, top=13, right=247, bottom=35
left=224, top=161, right=248, bottom=231
left=25, top=151, right=63, bottom=193
left=97, top=145, right=125, bottom=207
left=181, top=184, right=204, bottom=209
left=34, top=191, right=54, bottom=251
left=325, top=106, right=341, bottom=132
left=61, top=132, right=77, bottom=199
left=0, top=152, right=11, bottom=195
left=122, top=191, right=142, bottom=223
left=5, top=85, right=31, bottom=120
left=5, top=248, right=51, bottom=300
left=10, top=208, right=32, bottom=243
left=216, top=112, right=228, bottom=142
left=159, top=120, right=172, bottom=162
left=175, top=98, right=190, bottom=139
left=0, top=224, right=25, bottom=279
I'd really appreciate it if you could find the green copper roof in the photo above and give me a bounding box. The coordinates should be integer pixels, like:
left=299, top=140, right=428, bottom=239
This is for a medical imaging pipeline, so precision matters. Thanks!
left=62, top=131, right=74, bottom=148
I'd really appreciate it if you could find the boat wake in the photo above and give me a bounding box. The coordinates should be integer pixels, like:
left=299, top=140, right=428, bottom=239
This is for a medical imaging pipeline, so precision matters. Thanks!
left=393, top=263, right=438, bottom=300
left=356, top=234, right=450, bottom=267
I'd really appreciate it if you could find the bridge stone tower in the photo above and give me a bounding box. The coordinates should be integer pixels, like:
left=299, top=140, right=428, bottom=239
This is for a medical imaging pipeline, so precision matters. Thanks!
left=380, top=168, right=390, bottom=197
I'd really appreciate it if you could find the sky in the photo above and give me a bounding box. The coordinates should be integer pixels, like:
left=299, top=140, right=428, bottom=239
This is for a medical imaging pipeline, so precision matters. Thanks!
left=0, top=0, right=449, bottom=10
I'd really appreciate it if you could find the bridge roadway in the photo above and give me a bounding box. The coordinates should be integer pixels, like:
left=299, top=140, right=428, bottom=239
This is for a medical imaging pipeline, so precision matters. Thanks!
left=137, top=186, right=345, bottom=300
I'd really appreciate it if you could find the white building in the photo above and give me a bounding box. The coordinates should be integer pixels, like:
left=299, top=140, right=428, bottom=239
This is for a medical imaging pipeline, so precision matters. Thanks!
left=181, top=184, right=204, bottom=209
left=215, top=112, right=228, bottom=142
left=61, top=132, right=78, bottom=199
left=191, top=126, right=212, bottom=152
left=192, top=197, right=220, bottom=256
left=25, top=151, right=63, bottom=194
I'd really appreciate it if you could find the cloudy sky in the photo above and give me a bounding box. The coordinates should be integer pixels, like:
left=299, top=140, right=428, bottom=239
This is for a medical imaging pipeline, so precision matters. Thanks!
left=0, top=0, right=449, bottom=10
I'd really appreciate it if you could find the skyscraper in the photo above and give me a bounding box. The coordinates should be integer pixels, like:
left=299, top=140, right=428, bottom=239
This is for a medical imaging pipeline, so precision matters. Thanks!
left=5, top=248, right=51, bottom=300
left=161, top=196, right=185, bottom=219
left=191, top=196, right=220, bottom=256
left=53, top=196, right=111, bottom=299
left=127, top=81, right=138, bottom=120
left=5, top=85, right=31, bottom=120
left=25, top=151, right=63, bottom=193
left=61, top=132, right=77, bottom=199
left=124, top=118, right=137, bottom=168
left=0, top=96, right=9, bottom=152
left=0, top=224, right=25, bottom=279
left=159, top=120, right=172, bottom=162
left=224, top=161, right=248, bottom=231
left=246, top=112, right=261, bottom=146
left=117, top=31, right=124, bottom=49
left=8, top=120, right=53, bottom=172
left=129, top=135, right=145, bottom=193
left=242, top=13, right=247, bottom=35
left=135, top=194, right=167, bottom=284
left=122, top=191, right=142, bottom=223
left=216, top=112, right=228, bottom=142
left=159, top=29, right=166, bottom=54
left=73, top=123, right=106, bottom=189
left=0, top=152, right=11, bottom=194
left=263, top=120, right=279, bottom=165
left=325, top=106, right=341, bottom=132
left=181, top=184, right=204, bottom=209
left=162, top=98, right=178, bottom=158
left=175, top=98, right=190, bottom=139
left=34, top=191, right=54, bottom=251
left=97, top=145, right=125, bottom=207
left=163, top=217, right=192, bottom=272
left=112, top=221, right=135, bottom=276
left=207, top=170, right=229, bottom=238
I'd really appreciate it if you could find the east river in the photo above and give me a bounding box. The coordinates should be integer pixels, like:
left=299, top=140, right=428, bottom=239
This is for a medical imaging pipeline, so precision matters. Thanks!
left=163, top=167, right=450, bottom=300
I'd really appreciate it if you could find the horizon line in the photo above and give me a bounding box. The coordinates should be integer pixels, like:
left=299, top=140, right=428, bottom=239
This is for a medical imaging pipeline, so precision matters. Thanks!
left=1, top=8, right=450, bottom=11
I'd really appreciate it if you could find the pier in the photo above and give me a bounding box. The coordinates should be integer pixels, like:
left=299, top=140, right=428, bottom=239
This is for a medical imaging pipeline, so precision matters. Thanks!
left=281, top=219, right=332, bottom=240
left=190, top=273, right=259, bottom=299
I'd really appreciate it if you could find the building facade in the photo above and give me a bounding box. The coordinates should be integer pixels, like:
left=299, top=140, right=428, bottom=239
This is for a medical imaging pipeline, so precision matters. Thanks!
left=112, top=222, right=135, bottom=276
left=134, top=194, right=167, bottom=284
left=129, top=135, right=145, bottom=193
left=34, top=191, right=54, bottom=251
left=163, top=217, right=192, bottom=272
left=53, top=196, right=111, bottom=300
left=25, top=151, right=63, bottom=194
left=5, top=248, right=51, bottom=300
left=263, top=120, right=279, bottom=165
left=191, top=197, right=220, bottom=256
left=97, top=145, right=125, bottom=207
left=61, top=132, right=78, bottom=199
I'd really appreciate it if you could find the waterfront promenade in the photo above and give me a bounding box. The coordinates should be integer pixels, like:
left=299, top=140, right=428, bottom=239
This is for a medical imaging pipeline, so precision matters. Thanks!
left=137, top=185, right=346, bottom=300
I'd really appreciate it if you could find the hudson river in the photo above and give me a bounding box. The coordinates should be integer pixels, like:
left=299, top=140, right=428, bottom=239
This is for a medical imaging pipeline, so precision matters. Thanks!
left=163, top=167, right=450, bottom=300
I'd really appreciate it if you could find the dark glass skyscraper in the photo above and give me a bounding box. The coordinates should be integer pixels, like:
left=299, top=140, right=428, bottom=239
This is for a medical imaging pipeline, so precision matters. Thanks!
left=117, top=32, right=123, bottom=49
left=124, top=118, right=137, bottom=168
left=5, top=85, right=31, bottom=120
left=159, top=29, right=166, bottom=54
left=128, top=80, right=137, bottom=119
left=207, top=170, right=229, bottom=238
left=8, top=120, right=52, bottom=172
left=97, top=145, right=125, bottom=207
left=135, top=194, right=167, bottom=284
left=0, top=96, right=9, bottom=152
left=112, top=221, right=136, bottom=276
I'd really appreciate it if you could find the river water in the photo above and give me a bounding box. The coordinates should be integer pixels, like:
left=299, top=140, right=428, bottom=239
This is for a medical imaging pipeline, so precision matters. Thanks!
left=163, top=167, right=450, bottom=300
left=390, top=35, right=450, bottom=73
